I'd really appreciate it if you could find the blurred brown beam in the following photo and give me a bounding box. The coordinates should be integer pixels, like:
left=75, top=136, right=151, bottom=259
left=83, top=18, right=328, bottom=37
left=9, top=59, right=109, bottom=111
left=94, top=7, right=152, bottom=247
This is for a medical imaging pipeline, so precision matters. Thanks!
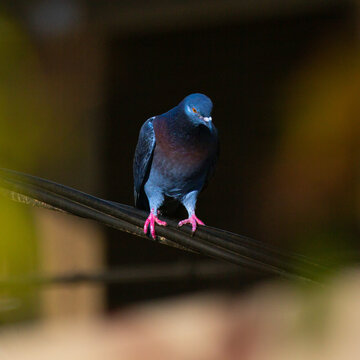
left=0, top=261, right=246, bottom=287
left=96, top=0, right=354, bottom=34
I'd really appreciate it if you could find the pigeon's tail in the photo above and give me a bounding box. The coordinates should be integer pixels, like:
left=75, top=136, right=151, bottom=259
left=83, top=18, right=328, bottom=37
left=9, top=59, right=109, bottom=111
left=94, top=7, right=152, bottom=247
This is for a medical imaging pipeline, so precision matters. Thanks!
left=134, top=188, right=150, bottom=211
left=135, top=191, right=184, bottom=219
left=159, top=196, right=184, bottom=218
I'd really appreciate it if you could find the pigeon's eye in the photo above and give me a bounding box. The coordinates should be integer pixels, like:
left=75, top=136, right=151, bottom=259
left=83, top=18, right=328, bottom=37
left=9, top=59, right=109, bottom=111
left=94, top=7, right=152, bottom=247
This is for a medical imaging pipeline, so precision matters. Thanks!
left=192, top=107, right=197, bottom=113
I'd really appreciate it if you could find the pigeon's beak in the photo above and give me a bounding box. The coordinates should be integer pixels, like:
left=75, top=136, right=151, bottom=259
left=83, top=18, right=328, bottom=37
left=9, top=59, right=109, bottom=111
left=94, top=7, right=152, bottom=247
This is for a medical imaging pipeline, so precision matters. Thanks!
left=197, top=115, right=212, bottom=128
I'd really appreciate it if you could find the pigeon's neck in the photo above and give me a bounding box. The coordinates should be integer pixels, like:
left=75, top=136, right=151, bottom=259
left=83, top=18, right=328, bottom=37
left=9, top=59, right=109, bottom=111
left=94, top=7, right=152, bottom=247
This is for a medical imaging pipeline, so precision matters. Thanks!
left=153, top=107, right=216, bottom=167
left=166, top=106, right=201, bottom=139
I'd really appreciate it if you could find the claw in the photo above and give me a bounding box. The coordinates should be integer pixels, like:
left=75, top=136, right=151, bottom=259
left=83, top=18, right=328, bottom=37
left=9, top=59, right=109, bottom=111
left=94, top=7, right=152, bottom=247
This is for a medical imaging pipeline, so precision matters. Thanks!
left=178, top=214, right=205, bottom=233
left=144, top=209, right=167, bottom=239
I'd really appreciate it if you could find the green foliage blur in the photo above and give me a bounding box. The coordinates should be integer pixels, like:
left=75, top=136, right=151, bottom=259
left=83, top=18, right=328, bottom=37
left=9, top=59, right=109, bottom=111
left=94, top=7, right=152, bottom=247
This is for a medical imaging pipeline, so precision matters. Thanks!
left=0, top=198, right=39, bottom=323
left=0, top=13, right=43, bottom=323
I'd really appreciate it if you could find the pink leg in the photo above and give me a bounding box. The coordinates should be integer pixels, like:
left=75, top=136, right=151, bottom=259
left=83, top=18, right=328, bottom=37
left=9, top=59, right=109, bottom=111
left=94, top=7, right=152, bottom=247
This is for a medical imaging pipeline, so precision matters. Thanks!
left=144, top=208, right=167, bottom=239
left=178, top=214, right=205, bottom=233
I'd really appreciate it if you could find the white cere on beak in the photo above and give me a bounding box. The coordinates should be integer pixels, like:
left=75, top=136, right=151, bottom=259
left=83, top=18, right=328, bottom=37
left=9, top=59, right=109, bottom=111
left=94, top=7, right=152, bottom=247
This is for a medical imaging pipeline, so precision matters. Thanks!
left=203, top=116, right=212, bottom=122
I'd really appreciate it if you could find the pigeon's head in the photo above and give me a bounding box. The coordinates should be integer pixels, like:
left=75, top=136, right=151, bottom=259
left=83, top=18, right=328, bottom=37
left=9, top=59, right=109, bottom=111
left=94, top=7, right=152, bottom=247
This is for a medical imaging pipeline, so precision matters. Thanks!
left=182, top=93, right=213, bottom=128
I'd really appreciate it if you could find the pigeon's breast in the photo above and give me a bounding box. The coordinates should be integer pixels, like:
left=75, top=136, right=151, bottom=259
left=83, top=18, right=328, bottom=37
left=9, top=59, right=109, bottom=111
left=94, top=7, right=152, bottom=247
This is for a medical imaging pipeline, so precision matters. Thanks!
left=152, top=118, right=215, bottom=192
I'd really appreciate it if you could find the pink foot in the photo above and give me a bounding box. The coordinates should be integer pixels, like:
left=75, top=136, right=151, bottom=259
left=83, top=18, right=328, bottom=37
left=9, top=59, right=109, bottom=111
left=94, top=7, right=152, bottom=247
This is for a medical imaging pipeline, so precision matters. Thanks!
left=144, top=209, right=167, bottom=239
left=178, top=214, right=205, bottom=233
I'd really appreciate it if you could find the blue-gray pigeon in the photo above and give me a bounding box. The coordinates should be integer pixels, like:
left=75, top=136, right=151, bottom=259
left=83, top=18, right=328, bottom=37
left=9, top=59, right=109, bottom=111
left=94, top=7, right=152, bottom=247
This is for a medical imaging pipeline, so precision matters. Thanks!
left=133, top=93, right=218, bottom=239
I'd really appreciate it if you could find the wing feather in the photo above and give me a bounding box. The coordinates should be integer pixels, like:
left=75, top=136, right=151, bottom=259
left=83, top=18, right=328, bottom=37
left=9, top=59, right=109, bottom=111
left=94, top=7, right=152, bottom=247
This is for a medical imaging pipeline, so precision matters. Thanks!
left=133, top=117, right=156, bottom=208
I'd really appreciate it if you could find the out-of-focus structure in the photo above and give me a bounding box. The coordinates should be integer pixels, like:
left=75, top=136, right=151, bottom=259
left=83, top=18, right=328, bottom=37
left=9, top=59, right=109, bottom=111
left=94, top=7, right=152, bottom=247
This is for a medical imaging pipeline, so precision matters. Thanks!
left=0, top=1, right=359, bottom=349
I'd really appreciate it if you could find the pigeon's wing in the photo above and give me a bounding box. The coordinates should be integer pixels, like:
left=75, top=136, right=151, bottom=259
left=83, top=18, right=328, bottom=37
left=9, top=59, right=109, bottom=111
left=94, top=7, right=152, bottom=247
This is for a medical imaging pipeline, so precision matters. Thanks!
left=133, top=117, right=156, bottom=209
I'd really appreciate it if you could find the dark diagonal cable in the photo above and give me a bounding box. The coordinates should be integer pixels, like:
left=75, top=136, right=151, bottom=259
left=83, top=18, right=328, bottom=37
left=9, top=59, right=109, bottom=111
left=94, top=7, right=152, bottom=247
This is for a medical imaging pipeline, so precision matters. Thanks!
left=0, top=168, right=328, bottom=283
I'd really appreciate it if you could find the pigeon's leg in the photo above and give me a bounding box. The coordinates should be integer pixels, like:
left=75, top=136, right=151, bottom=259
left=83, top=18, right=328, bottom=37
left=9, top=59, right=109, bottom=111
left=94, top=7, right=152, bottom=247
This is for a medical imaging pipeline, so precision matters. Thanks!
left=143, top=189, right=167, bottom=239
left=178, top=191, right=205, bottom=233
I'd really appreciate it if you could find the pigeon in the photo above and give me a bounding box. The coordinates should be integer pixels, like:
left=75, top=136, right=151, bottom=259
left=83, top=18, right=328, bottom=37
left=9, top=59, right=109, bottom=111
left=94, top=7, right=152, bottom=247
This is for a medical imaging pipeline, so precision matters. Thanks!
left=133, top=93, right=218, bottom=239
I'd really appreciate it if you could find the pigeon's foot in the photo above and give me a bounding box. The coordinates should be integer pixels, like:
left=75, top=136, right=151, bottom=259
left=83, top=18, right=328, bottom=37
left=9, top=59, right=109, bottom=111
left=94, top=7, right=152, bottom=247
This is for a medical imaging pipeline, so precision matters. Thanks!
left=178, top=214, right=205, bottom=233
left=144, top=209, right=167, bottom=240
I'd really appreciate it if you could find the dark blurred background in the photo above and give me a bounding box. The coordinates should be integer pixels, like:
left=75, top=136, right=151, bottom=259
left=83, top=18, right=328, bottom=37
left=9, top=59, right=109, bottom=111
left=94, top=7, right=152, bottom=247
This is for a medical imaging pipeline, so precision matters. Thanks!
left=0, top=0, right=359, bottom=320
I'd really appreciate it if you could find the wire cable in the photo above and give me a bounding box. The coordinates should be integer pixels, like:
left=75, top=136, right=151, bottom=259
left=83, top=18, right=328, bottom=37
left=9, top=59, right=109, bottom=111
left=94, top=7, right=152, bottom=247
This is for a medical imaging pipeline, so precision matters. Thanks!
left=0, top=168, right=328, bottom=284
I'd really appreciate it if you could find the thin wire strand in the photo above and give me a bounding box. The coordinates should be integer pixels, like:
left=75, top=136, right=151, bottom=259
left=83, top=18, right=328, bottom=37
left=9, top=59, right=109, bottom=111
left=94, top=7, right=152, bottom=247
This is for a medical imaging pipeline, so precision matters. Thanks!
left=0, top=261, right=248, bottom=287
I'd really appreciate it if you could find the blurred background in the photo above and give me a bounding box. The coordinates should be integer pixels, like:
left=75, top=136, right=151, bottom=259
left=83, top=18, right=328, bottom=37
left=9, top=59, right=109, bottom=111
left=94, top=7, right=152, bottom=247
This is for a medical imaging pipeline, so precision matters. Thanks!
left=0, top=0, right=359, bottom=358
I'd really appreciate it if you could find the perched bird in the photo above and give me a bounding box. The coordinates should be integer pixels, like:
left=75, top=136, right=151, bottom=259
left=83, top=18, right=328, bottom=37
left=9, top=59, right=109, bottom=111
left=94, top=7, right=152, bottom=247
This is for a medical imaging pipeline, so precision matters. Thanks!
left=133, top=93, right=218, bottom=239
